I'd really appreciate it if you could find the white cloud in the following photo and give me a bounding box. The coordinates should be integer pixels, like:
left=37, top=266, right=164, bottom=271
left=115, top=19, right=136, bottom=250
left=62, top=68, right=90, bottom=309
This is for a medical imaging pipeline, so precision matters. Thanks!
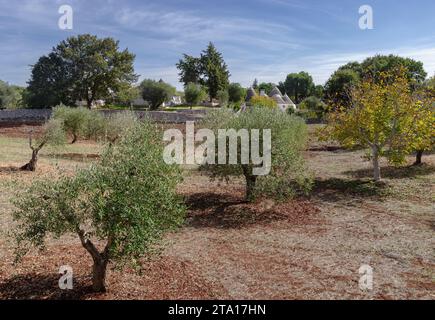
left=228, top=45, right=435, bottom=88
left=1, top=1, right=434, bottom=89
left=111, top=5, right=298, bottom=51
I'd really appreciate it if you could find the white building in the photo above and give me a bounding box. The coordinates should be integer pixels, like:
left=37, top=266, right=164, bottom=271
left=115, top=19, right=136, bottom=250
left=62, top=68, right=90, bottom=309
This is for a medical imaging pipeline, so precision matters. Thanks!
left=162, top=95, right=183, bottom=107
left=245, top=86, right=297, bottom=111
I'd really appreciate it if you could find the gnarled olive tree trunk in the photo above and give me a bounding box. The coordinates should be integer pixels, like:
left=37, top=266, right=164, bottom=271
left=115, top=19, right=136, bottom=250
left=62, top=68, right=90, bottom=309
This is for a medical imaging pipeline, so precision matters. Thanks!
left=78, top=230, right=112, bottom=292
left=242, top=165, right=257, bottom=202
left=71, top=133, right=78, bottom=144
left=21, top=131, right=45, bottom=172
left=91, top=255, right=109, bottom=292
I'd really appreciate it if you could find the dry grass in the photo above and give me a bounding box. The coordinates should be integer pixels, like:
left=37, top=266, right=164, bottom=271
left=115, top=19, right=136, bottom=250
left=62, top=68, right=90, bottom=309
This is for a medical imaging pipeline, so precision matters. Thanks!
left=0, top=123, right=433, bottom=300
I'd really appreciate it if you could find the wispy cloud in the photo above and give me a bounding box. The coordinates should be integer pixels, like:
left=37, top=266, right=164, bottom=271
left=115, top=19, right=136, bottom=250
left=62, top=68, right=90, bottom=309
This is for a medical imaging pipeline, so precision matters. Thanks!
left=231, top=45, right=435, bottom=87
left=0, top=0, right=434, bottom=89
left=111, top=5, right=299, bottom=51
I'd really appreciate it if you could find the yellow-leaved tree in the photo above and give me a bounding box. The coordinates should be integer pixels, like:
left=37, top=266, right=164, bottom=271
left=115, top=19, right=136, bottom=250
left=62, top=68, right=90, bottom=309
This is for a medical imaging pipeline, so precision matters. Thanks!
left=321, top=68, right=432, bottom=181
left=408, top=77, right=435, bottom=165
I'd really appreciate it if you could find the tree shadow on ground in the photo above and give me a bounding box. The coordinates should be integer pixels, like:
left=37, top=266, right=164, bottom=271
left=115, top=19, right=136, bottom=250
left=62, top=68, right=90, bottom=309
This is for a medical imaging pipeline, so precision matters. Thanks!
left=185, top=192, right=319, bottom=229
left=43, top=153, right=100, bottom=161
left=312, top=178, right=390, bottom=204
left=185, top=193, right=256, bottom=229
left=343, top=164, right=435, bottom=180
left=0, top=166, right=21, bottom=172
left=0, top=273, right=94, bottom=300
left=308, top=145, right=352, bottom=153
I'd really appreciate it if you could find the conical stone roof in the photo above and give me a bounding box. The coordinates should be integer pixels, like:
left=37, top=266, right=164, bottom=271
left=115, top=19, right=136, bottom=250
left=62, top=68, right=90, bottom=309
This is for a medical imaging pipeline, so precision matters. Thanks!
left=269, top=86, right=282, bottom=97
left=272, top=94, right=285, bottom=104
left=246, top=87, right=257, bottom=102
left=283, top=94, right=293, bottom=104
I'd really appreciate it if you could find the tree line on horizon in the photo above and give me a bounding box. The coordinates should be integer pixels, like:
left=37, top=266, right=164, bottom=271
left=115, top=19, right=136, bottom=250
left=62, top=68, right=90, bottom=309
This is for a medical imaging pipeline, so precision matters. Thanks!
left=1, top=34, right=434, bottom=171
left=1, top=33, right=433, bottom=114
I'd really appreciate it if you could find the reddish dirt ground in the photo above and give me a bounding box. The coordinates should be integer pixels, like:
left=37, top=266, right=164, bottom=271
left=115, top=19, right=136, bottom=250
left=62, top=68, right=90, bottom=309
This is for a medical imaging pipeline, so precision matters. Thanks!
left=0, top=123, right=434, bottom=300
left=0, top=123, right=44, bottom=138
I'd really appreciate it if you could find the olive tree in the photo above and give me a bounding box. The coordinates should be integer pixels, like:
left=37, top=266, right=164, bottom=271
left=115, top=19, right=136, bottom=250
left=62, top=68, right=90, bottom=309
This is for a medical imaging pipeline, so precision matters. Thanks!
left=140, top=79, right=176, bottom=110
left=299, top=96, right=328, bottom=120
left=102, top=111, right=138, bottom=144
left=20, top=119, right=66, bottom=171
left=53, top=105, right=92, bottom=143
left=13, top=120, right=186, bottom=292
left=184, top=82, right=206, bottom=108
left=217, top=89, right=229, bottom=108
left=200, top=108, right=312, bottom=201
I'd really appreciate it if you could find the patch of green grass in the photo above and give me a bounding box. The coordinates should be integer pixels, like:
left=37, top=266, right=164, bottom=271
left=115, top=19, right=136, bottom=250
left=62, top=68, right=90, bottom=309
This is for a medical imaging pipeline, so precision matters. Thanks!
left=0, top=136, right=102, bottom=168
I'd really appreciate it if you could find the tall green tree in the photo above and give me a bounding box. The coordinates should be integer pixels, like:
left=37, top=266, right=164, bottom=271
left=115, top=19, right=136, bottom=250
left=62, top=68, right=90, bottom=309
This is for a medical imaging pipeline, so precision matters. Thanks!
left=140, top=79, right=176, bottom=110
left=26, top=53, right=71, bottom=107
left=0, top=80, right=25, bottom=109
left=361, top=54, right=427, bottom=84
left=258, top=82, right=275, bottom=95
left=27, top=34, right=138, bottom=108
left=325, top=55, right=427, bottom=109
left=228, top=83, right=246, bottom=103
left=200, top=42, right=230, bottom=101
left=252, top=78, right=259, bottom=91
left=313, top=85, right=324, bottom=99
left=324, top=69, right=360, bottom=109
left=281, top=72, right=315, bottom=104
left=176, top=54, right=202, bottom=87
left=337, top=61, right=364, bottom=75
left=176, top=43, right=230, bottom=102
left=111, top=84, right=141, bottom=108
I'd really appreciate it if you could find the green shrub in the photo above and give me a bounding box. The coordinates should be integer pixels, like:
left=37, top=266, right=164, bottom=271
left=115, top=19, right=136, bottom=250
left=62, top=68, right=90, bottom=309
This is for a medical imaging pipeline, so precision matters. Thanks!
left=12, top=120, right=186, bottom=292
left=249, top=96, right=277, bottom=109
left=230, top=101, right=242, bottom=112
left=53, top=105, right=93, bottom=143
left=140, top=79, right=176, bottom=110
left=299, top=96, right=327, bottom=120
left=52, top=106, right=138, bottom=144
left=83, top=112, right=106, bottom=140
left=200, top=107, right=312, bottom=201
left=217, top=89, right=229, bottom=107
left=103, top=111, right=138, bottom=144
left=228, top=83, right=246, bottom=103
left=0, top=81, right=25, bottom=109
left=184, top=83, right=206, bottom=107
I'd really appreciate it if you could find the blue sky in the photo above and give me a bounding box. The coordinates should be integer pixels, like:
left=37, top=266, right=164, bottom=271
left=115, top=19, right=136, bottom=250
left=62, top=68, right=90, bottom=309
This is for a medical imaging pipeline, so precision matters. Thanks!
left=1, top=0, right=434, bottom=89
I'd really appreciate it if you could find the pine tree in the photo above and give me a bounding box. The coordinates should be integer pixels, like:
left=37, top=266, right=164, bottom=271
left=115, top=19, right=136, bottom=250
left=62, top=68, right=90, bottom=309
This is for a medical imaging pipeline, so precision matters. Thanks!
left=252, top=79, right=259, bottom=91
left=200, top=42, right=230, bottom=101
